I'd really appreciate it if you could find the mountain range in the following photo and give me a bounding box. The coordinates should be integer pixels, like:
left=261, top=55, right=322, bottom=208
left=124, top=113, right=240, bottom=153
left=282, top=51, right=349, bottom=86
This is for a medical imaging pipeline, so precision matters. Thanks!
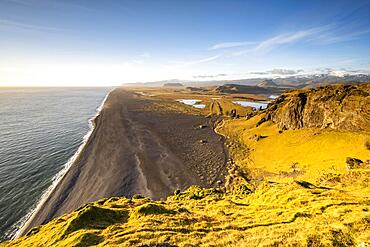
left=124, top=73, right=370, bottom=88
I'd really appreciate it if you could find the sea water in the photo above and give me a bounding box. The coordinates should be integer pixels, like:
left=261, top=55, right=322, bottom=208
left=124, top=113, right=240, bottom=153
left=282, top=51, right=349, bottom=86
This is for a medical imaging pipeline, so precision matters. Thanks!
left=0, top=87, right=110, bottom=240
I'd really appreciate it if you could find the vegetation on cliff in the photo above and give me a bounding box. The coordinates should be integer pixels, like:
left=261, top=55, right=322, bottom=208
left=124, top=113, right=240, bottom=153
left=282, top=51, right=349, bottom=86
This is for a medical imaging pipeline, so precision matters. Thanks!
left=2, top=179, right=369, bottom=247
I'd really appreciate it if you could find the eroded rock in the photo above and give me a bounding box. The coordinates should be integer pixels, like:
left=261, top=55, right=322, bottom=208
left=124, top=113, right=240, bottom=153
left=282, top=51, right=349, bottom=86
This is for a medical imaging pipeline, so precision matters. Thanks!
left=265, top=83, right=370, bottom=132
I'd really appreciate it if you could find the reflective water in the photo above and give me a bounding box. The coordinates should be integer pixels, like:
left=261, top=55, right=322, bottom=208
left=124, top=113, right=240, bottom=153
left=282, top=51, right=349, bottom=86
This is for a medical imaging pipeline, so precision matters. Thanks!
left=0, top=87, right=110, bottom=240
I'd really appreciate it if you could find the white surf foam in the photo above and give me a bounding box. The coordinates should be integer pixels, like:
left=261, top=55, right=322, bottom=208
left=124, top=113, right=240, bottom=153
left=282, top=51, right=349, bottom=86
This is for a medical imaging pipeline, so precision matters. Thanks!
left=12, top=89, right=113, bottom=239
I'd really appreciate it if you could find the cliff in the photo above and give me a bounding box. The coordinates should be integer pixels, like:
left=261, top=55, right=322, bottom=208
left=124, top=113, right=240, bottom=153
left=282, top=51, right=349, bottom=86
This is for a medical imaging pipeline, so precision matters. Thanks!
left=262, top=83, right=370, bottom=131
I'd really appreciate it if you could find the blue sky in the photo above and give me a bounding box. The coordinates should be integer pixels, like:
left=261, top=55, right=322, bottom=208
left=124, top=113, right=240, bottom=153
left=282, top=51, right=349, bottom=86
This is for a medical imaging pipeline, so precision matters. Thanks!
left=0, top=0, right=369, bottom=86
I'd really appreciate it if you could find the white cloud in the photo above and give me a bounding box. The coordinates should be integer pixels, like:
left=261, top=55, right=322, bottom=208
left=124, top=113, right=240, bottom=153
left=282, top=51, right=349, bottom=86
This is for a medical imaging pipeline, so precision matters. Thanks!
left=268, top=69, right=303, bottom=75
left=209, top=41, right=256, bottom=50
left=164, top=55, right=220, bottom=68
left=230, top=25, right=370, bottom=56
left=311, top=29, right=370, bottom=45
left=139, top=52, right=151, bottom=58
left=233, top=26, right=331, bottom=55
left=190, top=55, right=220, bottom=64
left=0, top=19, right=68, bottom=32
left=4, top=0, right=94, bottom=11
left=193, top=73, right=228, bottom=78
left=256, top=29, right=318, bottom=51
left=3, top=0, right=33, bottom=5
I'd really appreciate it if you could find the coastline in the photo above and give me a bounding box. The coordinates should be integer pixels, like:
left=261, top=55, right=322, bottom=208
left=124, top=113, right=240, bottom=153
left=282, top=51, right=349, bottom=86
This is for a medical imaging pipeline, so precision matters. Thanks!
left=14, top=89, right=114, bottom=238
left=15, top=88, right=227, bottom=237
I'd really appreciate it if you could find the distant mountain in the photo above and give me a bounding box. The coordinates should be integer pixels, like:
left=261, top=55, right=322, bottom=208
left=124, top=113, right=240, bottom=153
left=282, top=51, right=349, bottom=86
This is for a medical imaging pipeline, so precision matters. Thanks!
left=272, top=74, right=370, bottom=88
left=163, top=82, right=184, bottom=87
left=123, top=73, right=370, bottom=88
left=257, top=79, right=278, bottom=88
left=123, top=79, right=190, bottom=87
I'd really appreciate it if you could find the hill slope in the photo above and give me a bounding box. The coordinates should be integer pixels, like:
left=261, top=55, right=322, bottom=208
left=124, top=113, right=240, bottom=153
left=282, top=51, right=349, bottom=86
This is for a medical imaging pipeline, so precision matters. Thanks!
left=2, top=181, right=370, bottom=247
left=257, top=79, right=278, bottom=87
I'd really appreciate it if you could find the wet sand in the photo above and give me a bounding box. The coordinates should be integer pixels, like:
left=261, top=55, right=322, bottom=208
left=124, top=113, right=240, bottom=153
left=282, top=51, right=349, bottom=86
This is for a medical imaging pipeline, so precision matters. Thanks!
left=18, top=88, right=227, bottom=236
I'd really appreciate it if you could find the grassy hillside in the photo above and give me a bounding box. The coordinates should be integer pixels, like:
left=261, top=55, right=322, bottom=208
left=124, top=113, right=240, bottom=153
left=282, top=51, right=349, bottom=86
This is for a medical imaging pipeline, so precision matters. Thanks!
left=217, top=115, right=370, bottom=184
left=2, top=181, right=369, bottom=247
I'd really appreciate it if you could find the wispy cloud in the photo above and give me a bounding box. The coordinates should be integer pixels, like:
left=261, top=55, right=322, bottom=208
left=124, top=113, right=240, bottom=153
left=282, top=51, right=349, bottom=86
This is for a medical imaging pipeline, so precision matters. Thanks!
left=4, top=0, right=94, bottom=11
left=230, top=24, right=370, bottom=56
left=209, top=41, right=256, bottom=50
left=256, top=28, right=325, bottom=51
left=268, top=69, right=304, bottom=75
left=3, top=0, right=33, bottom=5
left=250, top=69, right=303, bottom=75
left=233, top=26, right=331, bottom=55
left=311, top=29, right=370, bottom=45
left=164, top=55, right=220, bottom=68
left=193, top=73, right=228, bottom=79
left=0, top=19, right=69, bottom=32
left=189, top=55, right=220, bottom=64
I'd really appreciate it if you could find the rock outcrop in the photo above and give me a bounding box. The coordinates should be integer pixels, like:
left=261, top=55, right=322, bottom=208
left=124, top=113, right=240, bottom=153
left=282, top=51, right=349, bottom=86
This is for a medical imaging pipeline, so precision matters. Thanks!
left=263, top=83, right=370, bottom=132
left=213, top=84, right=282, bottom=94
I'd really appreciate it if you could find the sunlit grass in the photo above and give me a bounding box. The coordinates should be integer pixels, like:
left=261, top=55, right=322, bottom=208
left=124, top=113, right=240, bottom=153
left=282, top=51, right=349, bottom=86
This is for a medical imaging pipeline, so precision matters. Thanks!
left=217, top=115, right=370, bottom=183
left=3, top=181, right=369, bottom=246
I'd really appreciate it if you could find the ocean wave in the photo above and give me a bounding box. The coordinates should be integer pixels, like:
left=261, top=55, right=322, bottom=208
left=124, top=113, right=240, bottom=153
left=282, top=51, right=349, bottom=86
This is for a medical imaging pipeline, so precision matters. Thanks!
left=11, top=89, right=113, bottom=239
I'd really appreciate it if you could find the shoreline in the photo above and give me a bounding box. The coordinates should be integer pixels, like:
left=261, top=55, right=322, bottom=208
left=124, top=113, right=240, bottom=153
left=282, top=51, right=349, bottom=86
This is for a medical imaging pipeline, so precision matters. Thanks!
left=14, top=89, right=113, bottom=238
left=15, top=88, right=227, bottom=237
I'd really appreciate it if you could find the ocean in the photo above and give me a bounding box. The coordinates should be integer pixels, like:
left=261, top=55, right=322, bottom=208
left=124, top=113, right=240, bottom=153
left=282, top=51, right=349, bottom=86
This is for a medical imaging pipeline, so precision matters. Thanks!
left=0, top=87, right=111, bottom=241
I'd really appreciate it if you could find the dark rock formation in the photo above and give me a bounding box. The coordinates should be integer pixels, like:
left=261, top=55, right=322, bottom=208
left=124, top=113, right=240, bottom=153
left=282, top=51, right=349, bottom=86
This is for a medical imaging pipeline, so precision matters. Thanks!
left=346, top=157, right=364, bottom=170
left=230, top=109, right=237, bottom=118
left=263, top=83, right=370, bottom=131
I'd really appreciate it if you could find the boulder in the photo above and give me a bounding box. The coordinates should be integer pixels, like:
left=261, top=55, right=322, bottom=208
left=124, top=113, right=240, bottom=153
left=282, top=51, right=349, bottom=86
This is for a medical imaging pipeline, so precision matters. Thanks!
left=346, top=157, right=364, bottom=170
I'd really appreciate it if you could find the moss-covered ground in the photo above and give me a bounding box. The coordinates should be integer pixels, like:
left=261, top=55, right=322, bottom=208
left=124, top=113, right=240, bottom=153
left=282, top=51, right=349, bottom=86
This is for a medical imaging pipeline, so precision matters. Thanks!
left=2, top=180, right=369, bottom=246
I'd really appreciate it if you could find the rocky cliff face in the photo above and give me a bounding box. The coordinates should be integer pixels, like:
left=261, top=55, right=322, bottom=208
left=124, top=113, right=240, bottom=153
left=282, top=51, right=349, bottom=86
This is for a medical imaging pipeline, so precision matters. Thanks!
left=263, top=83, right=370, bottom=132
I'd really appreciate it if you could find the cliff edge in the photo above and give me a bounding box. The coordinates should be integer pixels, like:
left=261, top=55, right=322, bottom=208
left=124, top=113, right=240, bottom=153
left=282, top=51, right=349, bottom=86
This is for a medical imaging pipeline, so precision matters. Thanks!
left=262, top=83, right=370, bottom=131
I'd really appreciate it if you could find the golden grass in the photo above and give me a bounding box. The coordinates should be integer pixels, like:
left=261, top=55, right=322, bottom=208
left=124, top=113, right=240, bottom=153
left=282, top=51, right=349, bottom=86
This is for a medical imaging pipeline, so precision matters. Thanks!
left=2, top=181, right=369, bottom=247
left=217, top=115, right=370, bottom=183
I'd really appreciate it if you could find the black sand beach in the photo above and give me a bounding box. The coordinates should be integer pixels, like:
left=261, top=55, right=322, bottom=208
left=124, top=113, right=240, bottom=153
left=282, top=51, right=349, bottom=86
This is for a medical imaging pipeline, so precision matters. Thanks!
left=18, top=88, right=227, bottom=236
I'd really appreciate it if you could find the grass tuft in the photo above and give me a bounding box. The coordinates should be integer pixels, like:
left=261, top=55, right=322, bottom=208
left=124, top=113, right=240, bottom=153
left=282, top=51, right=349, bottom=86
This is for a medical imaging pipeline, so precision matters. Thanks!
left=135, top=203, right=175, bottom=216
left=64, top=205, right=128, bottom=236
